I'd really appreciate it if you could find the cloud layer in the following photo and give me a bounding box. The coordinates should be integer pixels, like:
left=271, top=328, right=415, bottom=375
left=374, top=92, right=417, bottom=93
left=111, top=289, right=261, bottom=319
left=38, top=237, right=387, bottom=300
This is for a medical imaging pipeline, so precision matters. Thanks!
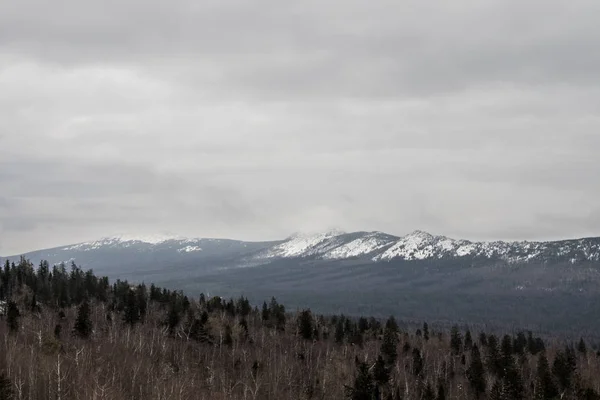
left=1, top=0, right=599, bottom=254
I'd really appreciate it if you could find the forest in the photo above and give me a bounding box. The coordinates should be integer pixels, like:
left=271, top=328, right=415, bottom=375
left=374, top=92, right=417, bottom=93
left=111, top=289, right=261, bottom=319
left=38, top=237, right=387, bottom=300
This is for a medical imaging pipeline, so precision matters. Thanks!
left=1, top=257, right=600, bottom=399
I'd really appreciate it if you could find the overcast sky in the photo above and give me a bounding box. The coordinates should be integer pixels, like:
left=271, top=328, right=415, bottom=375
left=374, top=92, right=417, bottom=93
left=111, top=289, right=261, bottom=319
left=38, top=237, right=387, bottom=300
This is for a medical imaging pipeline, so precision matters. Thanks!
left=1, top=0, right=599, bottom=254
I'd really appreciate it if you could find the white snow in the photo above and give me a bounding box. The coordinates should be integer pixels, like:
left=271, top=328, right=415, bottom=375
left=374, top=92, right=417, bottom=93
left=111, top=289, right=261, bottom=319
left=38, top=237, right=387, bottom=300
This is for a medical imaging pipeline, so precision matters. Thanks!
left=323, top=233, right=395, bottom=259
left=61, top=234, right=198, bottom=251
left=265, top=230, right=345, bottom=258
left=178, top=245, right=203, bottom=253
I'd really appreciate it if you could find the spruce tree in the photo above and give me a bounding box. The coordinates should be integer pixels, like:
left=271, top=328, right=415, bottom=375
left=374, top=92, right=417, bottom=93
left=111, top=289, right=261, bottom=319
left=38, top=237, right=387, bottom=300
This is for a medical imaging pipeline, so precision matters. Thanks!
left=6, top=301, right=19, bottom=333
left=464, top=330, right=473, bottom=350
left=381, top=316, right=399, bottom=366
left=450, top=325, right=462, bottom=355
left=373, top=355, right=390, bottom=386
left=578, top=338, right=587, bottom=354
left=412, top=348, right=424, bottom=377
left=423, top=322, right=430, bottom=341
left=345, top=361, right=375, bottom=400
left=166, top=302, right=181, bottom=335
left=552, top=348, right=576, bottom=390
left=261, top=301, right=270, bottom=322
left=335, top=319, right=345, bottom=344
left=298, top=309, right=314, bottom=340
left=73, top=300, right=92, bottom=339
left=467, top=344, right=486, bottom=397
left=535, top=353, right=558, bottom=400
left=123, top=289, right=140, bottom=326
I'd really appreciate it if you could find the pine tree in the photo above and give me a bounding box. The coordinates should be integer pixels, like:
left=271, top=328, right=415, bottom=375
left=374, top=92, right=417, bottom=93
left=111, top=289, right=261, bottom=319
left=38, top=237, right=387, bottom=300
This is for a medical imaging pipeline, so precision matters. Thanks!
left=423, top=322, right=430, bottom=341
left=467, top=344, right=486, bottom=397
left=464, top=330, right=473, bottom=350
left=535, top=353, right=558, bottom=400
left=335, top=318, right=345, bottom=344
left=450, top=325, right=462, bottom=355
left=0, top=372, right=13, bottom=400
left=6, top=301, right=19, bottom=333
left=373, top=355, right=390, bottom=386
left=381, top=316, right=399, bottom=366
left=166, top=302, right=181, bottom=335
left=552, top=348, right=576, bottom=390
left=345, top=361, right=375, bottom=400
left=223, top=324, right=233, bottom=346
left=73, top=300, right=92, bottom=339
left=123, top=289, right=140, bottom=326
left=298, top=309, right=314, bottom=340
left=261, top=301, right=270, bottom=322
left=412, top=348, right=424, bottom=377
left=578, top=338, right=587, bottom=354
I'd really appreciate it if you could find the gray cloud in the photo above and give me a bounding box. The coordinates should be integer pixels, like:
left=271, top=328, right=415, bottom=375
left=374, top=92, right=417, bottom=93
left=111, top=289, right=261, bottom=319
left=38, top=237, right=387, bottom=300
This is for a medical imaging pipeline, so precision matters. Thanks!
left=1, top=0, right=599, bottom=254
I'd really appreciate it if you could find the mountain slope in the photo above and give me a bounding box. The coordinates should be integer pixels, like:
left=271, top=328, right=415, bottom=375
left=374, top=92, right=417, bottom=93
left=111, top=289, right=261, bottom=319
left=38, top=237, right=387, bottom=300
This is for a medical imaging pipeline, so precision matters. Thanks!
left=3, top=230, right=600, bottom=268
left=3, top=230, right=600, bottom=331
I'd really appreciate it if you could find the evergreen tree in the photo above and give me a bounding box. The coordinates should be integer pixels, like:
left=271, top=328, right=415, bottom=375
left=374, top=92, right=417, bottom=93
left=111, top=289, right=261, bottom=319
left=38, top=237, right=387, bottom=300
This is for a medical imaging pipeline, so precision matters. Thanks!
left=373, top=355, right=390, bottom=386
left=261, top=301, right=270, bottom=322
left=335, top=318, right=345, bottom=344
left=412, top=348, right=424, bottom=377
left=467, top=344, right=486, bottom=397
left=73, top=300, right=92, bottom=339
left=479, top=332, right=488, bottom=346
left=0, top=372, right=13, bottom=400
left=450, top=325, right=462, bottom=355
left=298, top=309, right=314, bottom=340
left=166, top=302, right=181, bottom=335
left=552, top=347, right=576, bottom=390
left=381, top=316, right=399, bottom=366
left=6, top=301, right=20, bottom=333
left=30, top=293, right=38, bottom=312
left=535, top=353, right=558, bottom=400
left=345, top=361, right=375, bottom=400
left=123, top=289, right=140, bottom=326
left=54, top=324, right=62, bottom=339
left=578, top=338, right=587, bottom=354
left=464, top=330, right=473, bottom=350
left=223, top=324, right=233, bottom=346
left=423, top=322, right=430, bottom=341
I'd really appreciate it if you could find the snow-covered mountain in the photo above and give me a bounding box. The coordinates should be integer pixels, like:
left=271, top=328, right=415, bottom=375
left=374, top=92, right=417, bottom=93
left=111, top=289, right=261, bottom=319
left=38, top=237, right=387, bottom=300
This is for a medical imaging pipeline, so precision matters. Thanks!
left=3, top=230, right=600, bottom=331
left=3, top=230, right=600, bottom=268
left=256, top=230, right=600, bottom=264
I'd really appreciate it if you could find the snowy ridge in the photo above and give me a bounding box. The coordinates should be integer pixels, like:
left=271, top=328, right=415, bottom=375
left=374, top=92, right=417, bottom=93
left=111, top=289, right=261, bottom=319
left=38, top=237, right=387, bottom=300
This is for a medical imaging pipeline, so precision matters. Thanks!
left=263, top=230, right=346, bottom=258
left=21, top=229, right=600, bottom=266
left=258, top=229, right=600, bottom=264
left=373, top=231, right=600, bottom=263
left=323, top=232, right=397, bottom=259
left=61, top=234, right=203, bottom=253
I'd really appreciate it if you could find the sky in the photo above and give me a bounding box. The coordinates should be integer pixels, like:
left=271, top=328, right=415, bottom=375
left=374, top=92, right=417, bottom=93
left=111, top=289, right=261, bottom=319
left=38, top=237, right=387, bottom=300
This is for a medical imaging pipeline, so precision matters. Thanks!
left=1, top=0, right=599, bottom=255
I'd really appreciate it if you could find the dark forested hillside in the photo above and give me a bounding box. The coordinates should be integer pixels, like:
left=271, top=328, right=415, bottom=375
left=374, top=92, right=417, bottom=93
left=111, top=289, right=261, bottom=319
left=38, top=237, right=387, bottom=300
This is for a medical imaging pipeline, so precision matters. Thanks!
left=1, top=257, right=600, bottom=399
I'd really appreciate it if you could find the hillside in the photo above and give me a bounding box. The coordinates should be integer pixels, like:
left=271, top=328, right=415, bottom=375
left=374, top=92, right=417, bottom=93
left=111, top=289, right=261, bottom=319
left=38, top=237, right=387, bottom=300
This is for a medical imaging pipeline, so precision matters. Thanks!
left=1, top=258, right=600, bottom=400
left=2, top=230, right=600, bottom=332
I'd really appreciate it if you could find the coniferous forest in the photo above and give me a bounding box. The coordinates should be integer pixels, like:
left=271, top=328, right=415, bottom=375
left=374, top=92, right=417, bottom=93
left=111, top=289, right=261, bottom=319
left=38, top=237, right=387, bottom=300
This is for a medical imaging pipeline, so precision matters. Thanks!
left=1, top=257, right=600, bottom=399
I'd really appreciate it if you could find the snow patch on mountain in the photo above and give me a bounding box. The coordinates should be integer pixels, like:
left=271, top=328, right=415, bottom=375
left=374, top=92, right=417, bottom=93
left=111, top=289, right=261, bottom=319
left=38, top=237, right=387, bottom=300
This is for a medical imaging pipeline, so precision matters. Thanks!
left=178, top=245, right=203, bottom=253
left=323, top=232, right=396, bottom=259
left=62, top=234, right=197, bottom=251
left=264, top=230, right=346, bottom=258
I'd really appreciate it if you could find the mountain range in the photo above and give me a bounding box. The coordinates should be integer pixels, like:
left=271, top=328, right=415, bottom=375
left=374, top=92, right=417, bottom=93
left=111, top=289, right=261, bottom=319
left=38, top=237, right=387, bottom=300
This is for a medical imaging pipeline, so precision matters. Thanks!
left=3, top=230, right=600, bottom=333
